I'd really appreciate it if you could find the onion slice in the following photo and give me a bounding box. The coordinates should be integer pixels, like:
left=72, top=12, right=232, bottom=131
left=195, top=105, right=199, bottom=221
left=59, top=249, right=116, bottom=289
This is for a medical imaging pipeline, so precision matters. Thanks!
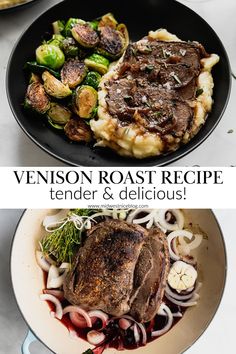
left=87, top=330, right=105, bottom=345
left=133, top=324, right=140, bottom=343
left=43, top=289, right=64, bottom=301
left=35, top=251, right=50, bottom=272
left=47, top=265, right=67, bottom=289
left=119, top=318, right=132, bottom=330
left=63, top=306, right=92, bottom=328
left=165, top=292, right=198, bottom=307
left=114, top=315, right=147, bottom=345
left=40, top=294, right=63, bottom=319
left=167, top=230, right=193, bottom=261
left=165, top=284, right=195, bottom=301
left=88, top=310, right=109, bottom=329
left=156, top=209, right=184, bottom=231
left=152, top=303, right=173, bottom=337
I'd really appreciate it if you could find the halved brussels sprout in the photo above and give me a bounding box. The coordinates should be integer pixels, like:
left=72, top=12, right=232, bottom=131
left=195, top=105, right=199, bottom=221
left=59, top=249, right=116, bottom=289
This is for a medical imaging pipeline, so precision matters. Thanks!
left=47, top=34, right=65, bottom=47
left=97, top=26, right=125, bottom=59
left=63, top=18, right=84, bottom=37
left=47, top=102, right=72, bottom=124
left=25, top=61, right=60, bottom=79
left=61, top=59, right=88, bottom=88
left=52, top=20, right=65, bottom=35
left=42, top=71, right=72, bottom=98
left=72, top=23, right=99, bottom=48
left=36, top=44, right=65, bottom=70
left=24, top=82, right=50, bottom=114
left=84, top=54, right=109, bottom=75
left=60, top=37, right=79, bottom=58
left=98, top=13, right=118, bottom=29
left=84, top=71, right=101, bottom=90
left=73, top=85, right=98, bottom=118
left=64, top=117, right=92, bottom=142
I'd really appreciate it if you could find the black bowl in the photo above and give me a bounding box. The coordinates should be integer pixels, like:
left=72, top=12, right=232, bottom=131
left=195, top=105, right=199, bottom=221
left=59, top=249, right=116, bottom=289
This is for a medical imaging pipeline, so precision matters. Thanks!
left=6, top=0, right=231, bottom=166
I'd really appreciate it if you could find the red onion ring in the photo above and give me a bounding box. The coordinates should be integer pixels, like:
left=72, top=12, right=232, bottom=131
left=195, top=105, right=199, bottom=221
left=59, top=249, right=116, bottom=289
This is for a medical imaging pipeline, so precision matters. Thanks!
left=63, top=306, right=92, bottom=327
left=152, top=304, right=173, bottom=337
left=43, top=289, right=64, bottom=301
left=40, top=294, right=63, bottom=320
left=87, top=330, right=105, bottom=345
left=88, top=310, right=109, bottom=329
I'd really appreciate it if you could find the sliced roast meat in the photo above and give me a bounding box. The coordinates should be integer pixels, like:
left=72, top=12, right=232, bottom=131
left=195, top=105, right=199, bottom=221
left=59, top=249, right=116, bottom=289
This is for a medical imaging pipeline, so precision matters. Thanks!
left=129, top=228, right=170, bottom=322
left=104, top=37, right=209, bottom=137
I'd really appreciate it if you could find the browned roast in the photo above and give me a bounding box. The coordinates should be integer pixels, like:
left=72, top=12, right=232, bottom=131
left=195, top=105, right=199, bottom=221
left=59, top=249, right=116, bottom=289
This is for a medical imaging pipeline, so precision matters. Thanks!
left=129, top=228, right=170, bottom=322
left=63, top=220, right=148, bottom=316
left=105, top=38, right=209, bottom=137
left=64, top=219, right=170, bottom=322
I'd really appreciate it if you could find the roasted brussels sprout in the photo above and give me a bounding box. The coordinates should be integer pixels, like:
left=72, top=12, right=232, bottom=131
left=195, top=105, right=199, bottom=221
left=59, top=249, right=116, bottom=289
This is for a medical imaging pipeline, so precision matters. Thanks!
left=97, top=26, right=125, bottom=59
left=98, top=13, right=118, bottom=29
left=83, top=71, right=101, bottom=90
left=84, top=54, right=109, bottom=75
left=64, top=117, right=92, bottom=142
left=42, top=71, right=72, bottom=98
left=60, top=37, right=78, bottom=58
left=52, top=20, right=65, bottom=35
left=61, top=59, right=88, bottom=88
left=25, top=61, right=60, bottom=79
left=73, top=85, right=98, bottom=118
left=47, top=34, right=65, bottom=47
left=36, top=44, right=65, bottom=70
left=63, top=18, right=84, bottom=37
left=47, top=102, right=72, bottom=124
left=72, top=23, right=99, bottom=48
left=24, top=82, right=50, bottom=114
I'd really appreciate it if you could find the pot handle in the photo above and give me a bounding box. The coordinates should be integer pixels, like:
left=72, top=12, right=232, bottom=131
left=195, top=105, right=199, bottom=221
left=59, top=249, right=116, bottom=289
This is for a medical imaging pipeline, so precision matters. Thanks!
left=21, top=330, right=37, bottom=354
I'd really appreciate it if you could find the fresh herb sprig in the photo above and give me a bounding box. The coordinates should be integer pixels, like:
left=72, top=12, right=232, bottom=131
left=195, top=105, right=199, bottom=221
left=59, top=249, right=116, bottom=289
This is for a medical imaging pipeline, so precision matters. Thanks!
left=40, top=220, right=82, bottom=264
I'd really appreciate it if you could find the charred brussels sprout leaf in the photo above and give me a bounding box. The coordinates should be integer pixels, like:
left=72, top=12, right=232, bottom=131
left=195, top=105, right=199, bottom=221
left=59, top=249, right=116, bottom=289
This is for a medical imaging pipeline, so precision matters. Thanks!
left=84, top=71, right=101, bottom=90
left=36, top=44, right=65, bottom=70
left=48, top=119, right=65, bottom=130
left=63, top=18, right=83, bottom=37
left=73, top=85, right=98, bottom=118
left=47, top=34, right=65, bottom=47
left=42, top=71, right=72, bottom=98
left=52, top=20, right=65, bottom=35
left=60, top=37, right=78, bottom=58
left=72, top=23, right=99, bottom=48
left=89, top=20, right=99, bottom=31
left=98, top=26, right=126, bottom=59
left=25, top=82, right=50, bottom=114
left=64, top=118, right=92, bottom=142
left=117, top=23, right=129, bottom=49
left=47, top=102, right=72, bottom=124
left=84, top=53, right=109, bottom=75
left=61, top=59, right=88, bottom=89
left=98, top=13, right=118, bottom=29
left=24, top=61, right=60, bottom=79
left=29, top=72, right=41, bottom=84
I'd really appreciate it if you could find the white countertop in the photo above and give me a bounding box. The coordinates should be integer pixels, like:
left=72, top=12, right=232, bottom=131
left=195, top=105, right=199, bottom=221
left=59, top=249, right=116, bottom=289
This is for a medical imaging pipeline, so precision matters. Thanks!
left=0, top=0, right=235, bottom=166
left=0, top=209, right=235, bottom=354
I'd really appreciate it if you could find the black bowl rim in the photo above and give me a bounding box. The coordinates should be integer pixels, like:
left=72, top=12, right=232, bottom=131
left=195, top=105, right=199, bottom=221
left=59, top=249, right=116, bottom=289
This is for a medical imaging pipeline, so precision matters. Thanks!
left=6, top=0, right=232, bottom=166
left=10, top=208, right=228, bottom=354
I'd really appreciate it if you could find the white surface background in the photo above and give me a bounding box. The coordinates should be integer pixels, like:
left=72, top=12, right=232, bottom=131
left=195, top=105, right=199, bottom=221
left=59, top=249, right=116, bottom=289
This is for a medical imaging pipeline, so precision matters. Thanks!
left=0, top=0, right=235, bottom=166
left=0, top=209, right=235, bottom=354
